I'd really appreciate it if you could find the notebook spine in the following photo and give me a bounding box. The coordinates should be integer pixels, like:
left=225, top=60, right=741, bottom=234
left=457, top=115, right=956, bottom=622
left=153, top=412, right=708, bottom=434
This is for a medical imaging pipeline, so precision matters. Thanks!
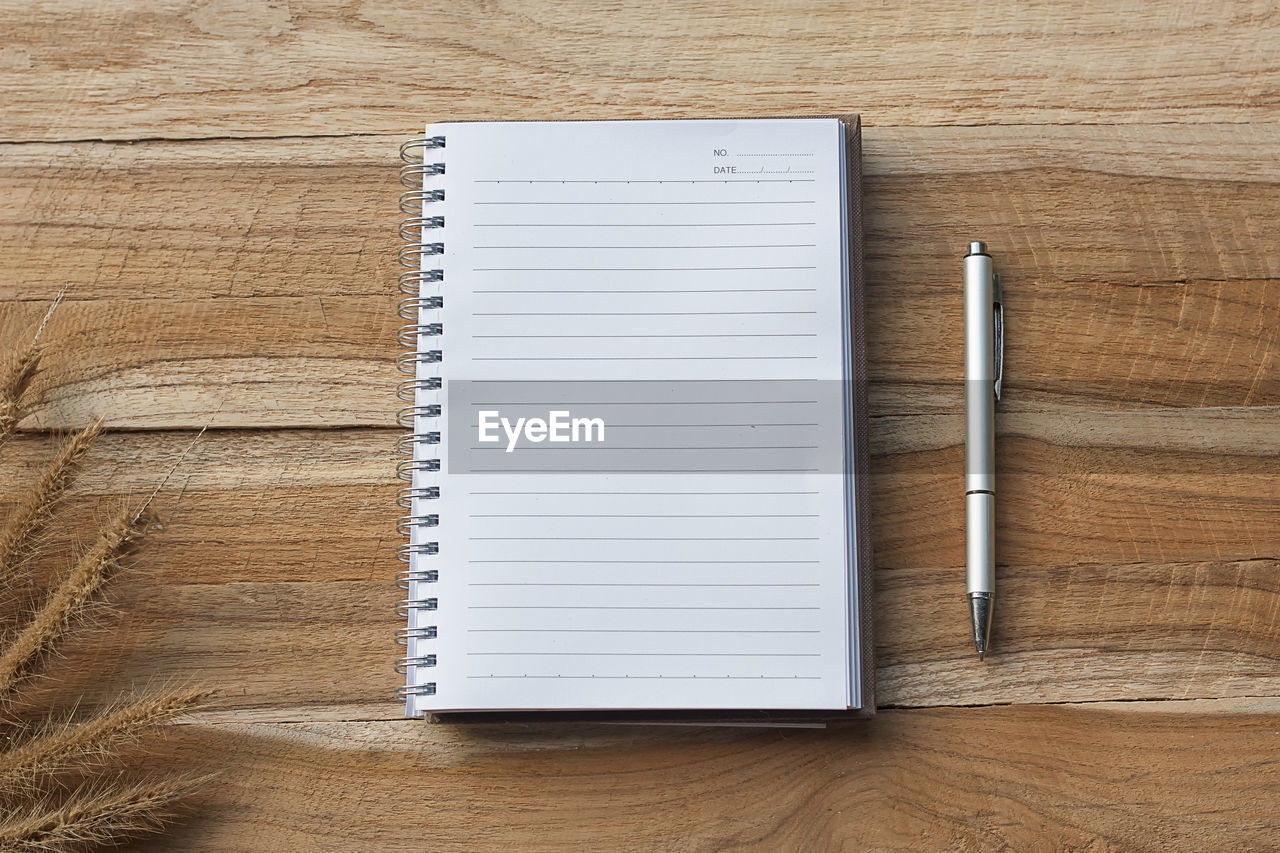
left=394, top=135, right=445, bottom=713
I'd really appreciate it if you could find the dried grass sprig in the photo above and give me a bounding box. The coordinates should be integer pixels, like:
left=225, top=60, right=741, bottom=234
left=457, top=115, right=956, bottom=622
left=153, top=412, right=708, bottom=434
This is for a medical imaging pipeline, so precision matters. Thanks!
left=0, top=422, right=103, bottom=594
left=0, top=289, right=66, bottom=449
left=0, top=347, right=43, bottom=448
left=0, top=774, right=206, bottom=852
left=0, top=688, right=208, bottom=796
left=1, top=286, right=209, bottom=849
left=0, top=507, right=146, bottom=701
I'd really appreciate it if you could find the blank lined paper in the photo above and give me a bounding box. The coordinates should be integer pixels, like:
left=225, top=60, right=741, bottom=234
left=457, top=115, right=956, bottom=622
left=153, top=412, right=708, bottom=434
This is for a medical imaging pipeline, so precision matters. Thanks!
left=408, top=118, right=855, bottom=713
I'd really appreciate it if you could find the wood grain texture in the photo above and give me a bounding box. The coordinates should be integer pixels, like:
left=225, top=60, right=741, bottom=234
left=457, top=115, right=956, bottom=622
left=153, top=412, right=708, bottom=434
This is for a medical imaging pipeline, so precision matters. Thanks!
left=116, top=703, right=1280, bottom=852
left=2, top=1, right=1280, bottom=140
left=2, top=0, right=1278, bottom=848
left=6, top=124, right=1279, bottom=298
left=3, top=126, right=1277, bottom=428
left=1, top=428, right=1275, bottom=714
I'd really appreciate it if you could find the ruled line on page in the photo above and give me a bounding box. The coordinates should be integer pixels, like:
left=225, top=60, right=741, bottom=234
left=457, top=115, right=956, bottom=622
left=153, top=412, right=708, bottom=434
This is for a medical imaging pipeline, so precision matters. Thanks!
left=472, top=266, right=818, bottom=271
left=466, top=378, right=820, bottom=382
left=473, top=200, right=817, bottom=205
left=471, top=311, right=818, bottom=316
left=467, top=606, right=822, bottom=610
left=471, top=290, right=819, bottom=295
left=470, top=357, right=819, bottom=362
left=467, top=559, right=821, bottom=564
left=468, top=468, right=821, bottom=473
left=467, top=583, right=820, bottom=588
left=471, top=625, right=819, bottom=630
left=466, top=400, right=819, bottom=405
left=468, top=536, right=819, bottom=541
left=467, top=445, right=819, bottom=451
left=473, top=222, right=817, bottom=227
left=469, top=332, right=818, bottom=337
left=467, top=652, right=821, bottom=656
left=469, top=513, right=819, bottom=518
left=466, top=676, right=824, bottom=680
left=465, top=424, right=821, bottom=429
left=473, top=244, right=818, bottom=249
left=472, top=179, right=818, bottom=184
left=468, top=489, right=819, bottom=494
left=562, top=423, right=820, bottom=427
left=471, top=584, right=818, bottom=590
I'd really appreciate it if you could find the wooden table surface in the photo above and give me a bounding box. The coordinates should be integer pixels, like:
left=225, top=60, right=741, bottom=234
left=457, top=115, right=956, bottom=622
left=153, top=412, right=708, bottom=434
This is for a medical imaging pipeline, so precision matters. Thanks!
left=3, top=1, right=1278, bottom=849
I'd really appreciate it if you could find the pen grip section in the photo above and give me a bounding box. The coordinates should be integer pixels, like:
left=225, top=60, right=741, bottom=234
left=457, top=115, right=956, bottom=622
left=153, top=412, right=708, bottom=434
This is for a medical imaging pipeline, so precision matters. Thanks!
left=966, top=492, right=995, bottom=594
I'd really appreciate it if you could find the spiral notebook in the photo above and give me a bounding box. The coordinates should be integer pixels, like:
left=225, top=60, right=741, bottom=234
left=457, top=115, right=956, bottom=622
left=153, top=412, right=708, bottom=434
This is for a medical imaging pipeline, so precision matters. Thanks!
left=396, top=116, right=873, bottom=723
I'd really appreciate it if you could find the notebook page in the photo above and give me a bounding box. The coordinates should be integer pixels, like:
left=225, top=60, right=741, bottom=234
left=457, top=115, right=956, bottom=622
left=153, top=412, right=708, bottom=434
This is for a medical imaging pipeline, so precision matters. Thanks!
left=409, top=118, right=854, bottom=713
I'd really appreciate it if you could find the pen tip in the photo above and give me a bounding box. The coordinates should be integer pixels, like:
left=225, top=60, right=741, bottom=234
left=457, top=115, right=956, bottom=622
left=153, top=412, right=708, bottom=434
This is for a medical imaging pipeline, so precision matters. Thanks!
left=968, top=593, right=993, bottom=663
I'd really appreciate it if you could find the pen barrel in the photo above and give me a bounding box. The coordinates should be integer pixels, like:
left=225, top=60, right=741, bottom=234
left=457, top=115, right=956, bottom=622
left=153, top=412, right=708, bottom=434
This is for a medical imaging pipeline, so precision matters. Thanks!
left=966, top=492, right=995, bottom=594
left=964, top=251, right=996, bottom=493
left=964, top=248, right=996, bottom=597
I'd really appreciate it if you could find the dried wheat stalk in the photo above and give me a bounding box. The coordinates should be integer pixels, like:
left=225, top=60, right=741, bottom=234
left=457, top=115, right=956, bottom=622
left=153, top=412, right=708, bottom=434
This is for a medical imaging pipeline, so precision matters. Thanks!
left=0, top=507, right=146, bottom=701
left=0, top=346, right=42, bottom=448
left=0, top=687, right=207, bottom=796
left=0, top=422, right=103, bottom=595
left=1, top=289, right=208, bottom=850
left=0, top=289, right=65, bottom=448
left=0, top=775, right=205, bottom=852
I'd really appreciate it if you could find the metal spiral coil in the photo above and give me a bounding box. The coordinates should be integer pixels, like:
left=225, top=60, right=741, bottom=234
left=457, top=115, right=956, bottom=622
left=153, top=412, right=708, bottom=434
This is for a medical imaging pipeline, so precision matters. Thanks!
left=396, top=433, right=440, bottom=455
left=399, top=268, right=443, bottom=295
left=397, top=486, right=440, bottom=507
left=396, top=683, right=437, bottom=699
left=396, top=405, right=441, bottom=428
left=400, top=135, right=445, bottom=161
left=399, top=242, right=445, bottom=266
left=396, top=597, right=438, bottom=617
left=398, top=296, right=444, bottom=320
left=397, top=323, right=443, bottom=347
left=395, top=654, right=437, bottom=675
left=396, top=568, right=439, bottom=587
left=396, top=626, right=438, bottom=645
left=397, top=458, right=442, bottom=481
left=396, top=134, right=445, bottom=708
left=396, top=351, right=442, bottom=374
left=398, top=509, right=441, bottom=526
left=397, top=542, right=440, bottom=562
left=397, top=377, right=442, bottom=402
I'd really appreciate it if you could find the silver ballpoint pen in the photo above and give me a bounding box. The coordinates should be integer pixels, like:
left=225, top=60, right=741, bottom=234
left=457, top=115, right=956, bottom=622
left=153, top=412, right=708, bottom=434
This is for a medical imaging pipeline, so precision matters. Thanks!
left=964, top=242, right=1002, bottom=660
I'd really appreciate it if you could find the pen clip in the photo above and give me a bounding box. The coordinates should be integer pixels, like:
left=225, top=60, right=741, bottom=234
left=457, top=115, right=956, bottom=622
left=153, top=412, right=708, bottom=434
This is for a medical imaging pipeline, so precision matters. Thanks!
left=992, top=273, right=1003, bottom=402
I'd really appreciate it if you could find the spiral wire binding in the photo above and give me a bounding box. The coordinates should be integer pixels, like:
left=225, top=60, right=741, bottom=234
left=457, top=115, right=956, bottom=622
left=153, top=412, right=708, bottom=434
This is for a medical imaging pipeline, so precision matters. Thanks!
left=395, top=135, right=445, bottom=706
